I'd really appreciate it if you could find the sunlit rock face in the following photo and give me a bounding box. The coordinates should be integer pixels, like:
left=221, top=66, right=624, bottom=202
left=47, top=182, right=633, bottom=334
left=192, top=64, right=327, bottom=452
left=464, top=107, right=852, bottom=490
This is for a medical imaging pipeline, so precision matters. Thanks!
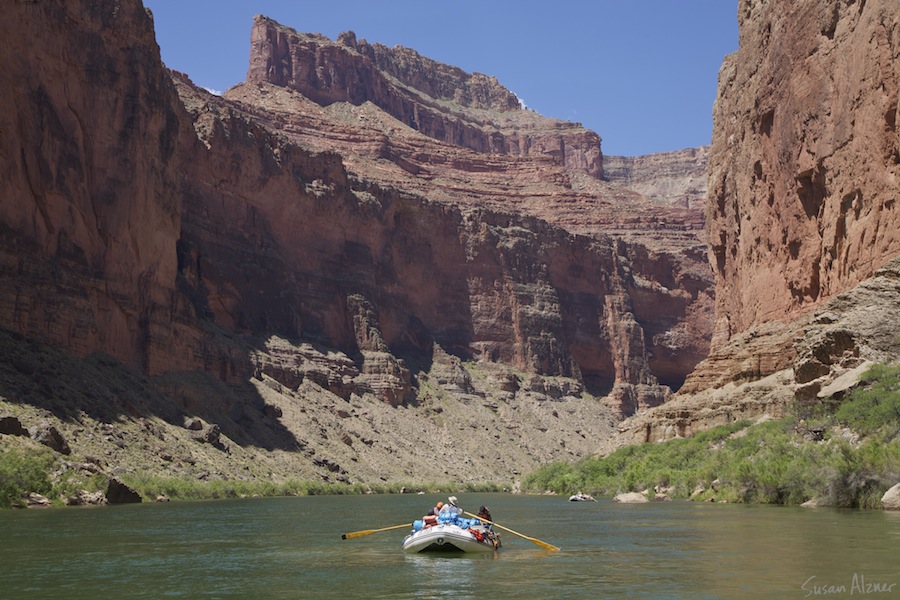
left=603, top=147, right=709, bottom=210
left=707, top=0, right=900, bottom=349
left=617, top=0, right=900, bottom=444
left=246, top=16, right=604, bottom=179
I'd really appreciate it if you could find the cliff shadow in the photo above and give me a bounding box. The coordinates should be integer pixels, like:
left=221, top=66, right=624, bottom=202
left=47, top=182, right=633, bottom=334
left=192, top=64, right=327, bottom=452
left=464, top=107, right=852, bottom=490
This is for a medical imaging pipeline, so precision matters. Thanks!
left=0, top=327, right=304, bottom=453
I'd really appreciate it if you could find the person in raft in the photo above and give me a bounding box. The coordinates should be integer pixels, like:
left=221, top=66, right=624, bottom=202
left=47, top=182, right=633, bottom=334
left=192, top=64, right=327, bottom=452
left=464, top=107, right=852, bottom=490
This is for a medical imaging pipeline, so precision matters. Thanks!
left=476, top=505, right=493, bottom=525
left=427, top=501, right=444, bottom=516
left=438, top=496, right=463, bottom=517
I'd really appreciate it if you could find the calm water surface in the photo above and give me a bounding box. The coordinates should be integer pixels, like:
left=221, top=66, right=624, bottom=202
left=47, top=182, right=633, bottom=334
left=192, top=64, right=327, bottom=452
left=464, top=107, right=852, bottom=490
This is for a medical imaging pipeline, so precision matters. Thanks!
left=1, top=493, right=898, bottom=599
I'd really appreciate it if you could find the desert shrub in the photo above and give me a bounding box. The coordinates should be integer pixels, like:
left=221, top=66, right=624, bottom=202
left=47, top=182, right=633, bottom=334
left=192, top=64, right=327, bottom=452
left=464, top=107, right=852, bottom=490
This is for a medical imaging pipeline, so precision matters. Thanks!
left=835, top=363, right=900, bottom=436
left=0, top=446, right=55, bottom=508
left=522, top=415, right=900, bottom=508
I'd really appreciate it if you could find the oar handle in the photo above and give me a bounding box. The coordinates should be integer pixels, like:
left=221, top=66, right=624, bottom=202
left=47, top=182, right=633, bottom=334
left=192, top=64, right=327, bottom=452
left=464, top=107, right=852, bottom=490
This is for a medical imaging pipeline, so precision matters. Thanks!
left=341, top=522, right=413, bottom=539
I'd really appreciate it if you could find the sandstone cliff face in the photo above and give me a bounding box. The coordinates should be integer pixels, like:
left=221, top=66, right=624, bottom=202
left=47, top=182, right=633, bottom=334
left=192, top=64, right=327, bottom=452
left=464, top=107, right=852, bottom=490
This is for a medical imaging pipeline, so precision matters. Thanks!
left=620, top=0, right=900, bottom=443
left=603, top=147, right=709, bottom=210
left=0, top=0, right=714, bottom=484
left=708, top=0, right=900, bottom=349
left=246, top=16, right=603, bottom=179
left=0, top=0, right=194, bottom=372
left=620, top=257, right=900, bottom=444
left=175, top=75, right=705, bottom=403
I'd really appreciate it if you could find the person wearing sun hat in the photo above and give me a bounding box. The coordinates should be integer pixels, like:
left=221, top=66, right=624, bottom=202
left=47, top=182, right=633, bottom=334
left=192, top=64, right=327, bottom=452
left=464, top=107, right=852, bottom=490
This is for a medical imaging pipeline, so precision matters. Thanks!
left=439, top=495, right=463, bottom=517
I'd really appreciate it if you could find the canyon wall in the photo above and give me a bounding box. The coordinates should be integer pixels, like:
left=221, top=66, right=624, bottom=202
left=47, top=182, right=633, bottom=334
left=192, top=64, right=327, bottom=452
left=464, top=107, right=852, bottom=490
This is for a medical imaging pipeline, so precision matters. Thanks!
left=603, top=147, right=709, bottom=210
left=620, top=0, right=900, bottom=443
left=246, top=16, right=603, bottom=179
left=175, top=73, right=709, bottom=409
left=707, top=0, right=900, bottom=349
left=0, top=0, right=196, bottom=372
left=0, top=0, right=716, bottom=482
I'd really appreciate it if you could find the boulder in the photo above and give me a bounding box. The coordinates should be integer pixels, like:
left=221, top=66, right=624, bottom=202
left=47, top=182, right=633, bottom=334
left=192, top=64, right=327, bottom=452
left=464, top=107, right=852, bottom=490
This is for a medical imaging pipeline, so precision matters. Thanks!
left=28, top=423, right=71, bottom=455
left=881, top=483, right=900, bottom=511
left=24, top=492, right=51, bottom=508
left=613, top=492, right=649, bottom=503
left=65, top=490, right=108, bottom=506
left=183, top=417, right=204, bottom=431
left=190, top=423, right=228, bottom=451
left=106, top=478, right=142, bottom=504
left=0, top=415, right=28, bottom=436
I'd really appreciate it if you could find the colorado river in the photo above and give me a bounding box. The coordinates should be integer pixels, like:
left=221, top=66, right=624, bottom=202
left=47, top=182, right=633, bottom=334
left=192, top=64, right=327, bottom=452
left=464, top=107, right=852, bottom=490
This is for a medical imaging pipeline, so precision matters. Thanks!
left=1, top=493, right=898, bottom=598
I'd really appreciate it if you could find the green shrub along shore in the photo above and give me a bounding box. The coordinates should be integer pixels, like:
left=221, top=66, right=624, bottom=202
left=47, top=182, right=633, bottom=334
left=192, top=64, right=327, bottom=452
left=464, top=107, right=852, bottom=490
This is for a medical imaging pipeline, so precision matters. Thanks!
left=524, top=364, right=900, bottom=508
left=2, top=365, right=899, bottom=509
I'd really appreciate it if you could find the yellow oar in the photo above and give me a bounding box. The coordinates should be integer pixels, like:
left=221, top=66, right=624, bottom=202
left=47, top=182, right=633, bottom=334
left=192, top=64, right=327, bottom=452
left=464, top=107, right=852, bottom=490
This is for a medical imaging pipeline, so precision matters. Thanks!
left=463, top=510, right=560, bottom=552
left=341, top=522, right=412, bottom=540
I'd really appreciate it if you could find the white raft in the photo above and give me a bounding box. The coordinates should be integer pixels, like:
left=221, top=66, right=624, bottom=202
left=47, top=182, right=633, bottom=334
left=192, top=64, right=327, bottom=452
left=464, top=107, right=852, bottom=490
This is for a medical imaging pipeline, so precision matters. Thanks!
left=402, top=517, right=498, bottom=553
left=568, top=492, right=596, bottom=502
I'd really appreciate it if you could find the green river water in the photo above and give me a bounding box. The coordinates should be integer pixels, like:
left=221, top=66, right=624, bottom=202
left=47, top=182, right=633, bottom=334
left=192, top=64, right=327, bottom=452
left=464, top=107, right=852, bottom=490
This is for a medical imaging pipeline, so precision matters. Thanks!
left=1, top=493, right=898, bottom=599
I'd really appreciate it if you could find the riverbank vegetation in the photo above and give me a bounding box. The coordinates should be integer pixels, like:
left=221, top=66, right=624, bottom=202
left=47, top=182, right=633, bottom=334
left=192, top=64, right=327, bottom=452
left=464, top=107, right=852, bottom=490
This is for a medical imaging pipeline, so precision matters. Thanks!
left=118, top=476, right=503, bottom=503
left=523, top=364, right=900, bottom=508
left=0, top=438, right=110, bottom=509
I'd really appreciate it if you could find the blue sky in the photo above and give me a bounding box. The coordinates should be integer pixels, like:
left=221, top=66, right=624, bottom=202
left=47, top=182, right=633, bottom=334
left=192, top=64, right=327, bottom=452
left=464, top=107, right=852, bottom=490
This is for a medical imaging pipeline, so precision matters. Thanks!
left=143, top=1, right=738, bottom=157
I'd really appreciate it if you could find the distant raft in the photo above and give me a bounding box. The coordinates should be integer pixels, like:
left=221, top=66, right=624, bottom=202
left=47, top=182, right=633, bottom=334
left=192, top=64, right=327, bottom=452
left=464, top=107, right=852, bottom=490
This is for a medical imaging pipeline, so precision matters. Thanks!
left=568, top=492, right=596, bottom=502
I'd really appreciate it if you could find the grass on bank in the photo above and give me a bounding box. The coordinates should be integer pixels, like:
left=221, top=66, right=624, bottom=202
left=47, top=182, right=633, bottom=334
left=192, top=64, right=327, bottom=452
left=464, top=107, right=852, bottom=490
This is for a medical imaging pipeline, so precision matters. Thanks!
left=523, top=363, right=900, bottom=509
left=0, top=438, right=109, bottom=509
left=117, top=476, right=504, bottom=503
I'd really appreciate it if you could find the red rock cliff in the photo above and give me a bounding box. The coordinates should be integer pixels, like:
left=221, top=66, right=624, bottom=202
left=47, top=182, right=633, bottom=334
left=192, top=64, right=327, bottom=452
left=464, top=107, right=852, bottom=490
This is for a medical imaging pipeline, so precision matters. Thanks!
left=707, top=0, right=900, bottom=348
left=246, top=16, right=603, bottom=179
left=0, top=0, right=196, bottom=371
left=603, top=147, right=709, bottom=210
left=618, top=0, right=900, bottom=443
left=0, top=1, right=712, bottom=421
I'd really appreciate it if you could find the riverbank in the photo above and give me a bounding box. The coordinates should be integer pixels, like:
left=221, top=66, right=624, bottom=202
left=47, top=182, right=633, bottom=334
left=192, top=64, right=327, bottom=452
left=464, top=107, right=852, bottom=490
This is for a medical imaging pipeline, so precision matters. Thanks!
left=523, top=364, right=900, bottom=509
left=0, top=325, right=619, bottom=506
left=3, top=348, right=898, bottom=510
left=0, top=433, right=504, bottom=508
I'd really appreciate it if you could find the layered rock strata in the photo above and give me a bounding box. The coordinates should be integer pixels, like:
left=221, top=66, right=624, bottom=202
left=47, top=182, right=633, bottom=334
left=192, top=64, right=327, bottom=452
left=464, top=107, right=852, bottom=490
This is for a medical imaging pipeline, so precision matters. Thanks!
left=0, top=0, right=714, bottom=483
left=620, top=257, right=900, bottom=444
left=623, top=0, right=900, bottom=442
left=247, top=16, right=603, bottom=179
left=603, top=147, right=709, bottom=210
left=0, top=0, right=194, bottom=373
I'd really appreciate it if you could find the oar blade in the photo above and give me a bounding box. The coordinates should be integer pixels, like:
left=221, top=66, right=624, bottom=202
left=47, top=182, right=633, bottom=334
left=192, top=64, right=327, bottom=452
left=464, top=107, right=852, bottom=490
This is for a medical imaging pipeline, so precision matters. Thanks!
left=528, top=537, right=561, bottom=552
